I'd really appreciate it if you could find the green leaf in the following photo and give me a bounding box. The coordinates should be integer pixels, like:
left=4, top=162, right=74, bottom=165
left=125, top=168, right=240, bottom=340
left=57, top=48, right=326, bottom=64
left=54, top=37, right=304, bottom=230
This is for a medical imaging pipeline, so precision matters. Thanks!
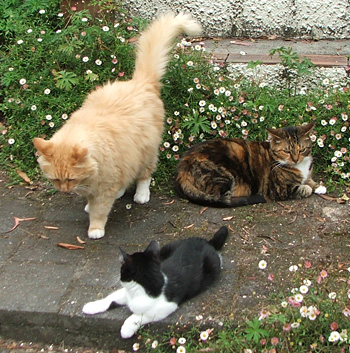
left=244, top=318, right=269, bottom=344
left=53, top=71, right=79, bottom=90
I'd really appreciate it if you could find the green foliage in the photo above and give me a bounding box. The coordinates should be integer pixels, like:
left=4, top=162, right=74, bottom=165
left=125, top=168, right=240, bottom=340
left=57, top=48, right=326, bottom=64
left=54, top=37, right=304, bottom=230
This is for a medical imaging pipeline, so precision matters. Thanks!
left=0, top=0, right=141, bottom=180
left=0, top=2, right=349, bottom=189
left=138, top=261, right=350, bottom=353
left=53, top=71, right=79, bottom=90
left=269, top=46, right=316, bottom=96
left=244, top=317, right=269, bottom=343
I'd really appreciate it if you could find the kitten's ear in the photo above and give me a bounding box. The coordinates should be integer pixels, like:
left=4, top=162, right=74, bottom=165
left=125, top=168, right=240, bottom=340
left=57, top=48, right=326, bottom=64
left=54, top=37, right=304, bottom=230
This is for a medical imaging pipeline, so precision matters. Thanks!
left=119, top=247, right=130, bottom=264
left=145, top=240, right=160, bottom=255
left=71, top=145, right=88, bottom=165
left=33, top=138, right=54, bottom=157
left=299, top=122, right=315, bottom=136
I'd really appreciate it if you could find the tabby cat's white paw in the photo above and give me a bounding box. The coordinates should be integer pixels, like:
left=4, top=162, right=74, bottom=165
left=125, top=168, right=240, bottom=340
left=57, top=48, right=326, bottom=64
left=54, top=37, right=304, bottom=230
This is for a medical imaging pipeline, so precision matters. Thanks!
left=88, top=228, right=105, bottom=239
left=315, top=185, right=327, bottom=194
left=82, top=301, right=105, bottom=315
left=84, top=204, right=90, bottom=213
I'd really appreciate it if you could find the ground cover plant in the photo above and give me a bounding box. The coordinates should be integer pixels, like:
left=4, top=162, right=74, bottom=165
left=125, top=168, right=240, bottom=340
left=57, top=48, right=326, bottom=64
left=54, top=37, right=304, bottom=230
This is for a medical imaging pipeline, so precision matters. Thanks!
left=135, top=261, right=350, bottom=353
left=0, top=0, right=349, bottom=189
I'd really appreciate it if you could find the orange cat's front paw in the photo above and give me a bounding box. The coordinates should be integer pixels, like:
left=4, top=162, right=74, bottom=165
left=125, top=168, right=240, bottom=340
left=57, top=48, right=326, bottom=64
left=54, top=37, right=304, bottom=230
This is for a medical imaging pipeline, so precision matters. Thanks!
left=88, top=228, right=105, bottom=239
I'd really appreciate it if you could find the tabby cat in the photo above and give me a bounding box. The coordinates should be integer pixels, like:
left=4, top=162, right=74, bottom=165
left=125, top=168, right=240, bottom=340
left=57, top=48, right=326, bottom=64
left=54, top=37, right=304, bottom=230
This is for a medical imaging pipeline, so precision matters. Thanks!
left=175, top=122, right=326, bottom=207
left=33, top=13, right=201, bottom=239
left=83, top=226, right=229, bottom=339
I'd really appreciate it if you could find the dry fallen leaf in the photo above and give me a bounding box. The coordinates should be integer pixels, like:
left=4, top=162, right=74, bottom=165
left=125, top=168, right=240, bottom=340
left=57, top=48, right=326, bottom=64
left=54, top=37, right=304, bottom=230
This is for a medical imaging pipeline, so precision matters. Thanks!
left=76, top=236, right=86, bottom=244
left=127, top=36, right=138, bottom=43
left=223, top=216, right=234, bottom=221
left=57, top=243, right=84, bottom=250
left=319, top=194, right=338, bottom=201
left=16, top=169, right=31, bottom=184
left=44, top=226, right=59, bottom=230
left=184, top=224, right=194, bottom=229
left=200, top=206, right=208, bottom=215
left=163, top=199, right=175, bottom=205
left=2, top=216, right=36, bottom=233
left=315, top=216, right=326, bottom=222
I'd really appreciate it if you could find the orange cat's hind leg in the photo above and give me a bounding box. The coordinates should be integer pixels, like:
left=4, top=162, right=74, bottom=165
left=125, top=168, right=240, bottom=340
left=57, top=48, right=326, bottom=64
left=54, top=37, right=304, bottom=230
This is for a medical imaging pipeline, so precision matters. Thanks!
left=133, top=155, right=157, bottom=204
left=134, top=178, right=151, bottom=204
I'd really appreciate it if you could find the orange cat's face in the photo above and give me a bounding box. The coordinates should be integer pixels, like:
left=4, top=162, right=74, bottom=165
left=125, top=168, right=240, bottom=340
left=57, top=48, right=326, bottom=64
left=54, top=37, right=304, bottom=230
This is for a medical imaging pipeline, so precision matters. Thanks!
left=267, top=122, right=314, bottom=166
left=33, top=138, right=97, bottom=194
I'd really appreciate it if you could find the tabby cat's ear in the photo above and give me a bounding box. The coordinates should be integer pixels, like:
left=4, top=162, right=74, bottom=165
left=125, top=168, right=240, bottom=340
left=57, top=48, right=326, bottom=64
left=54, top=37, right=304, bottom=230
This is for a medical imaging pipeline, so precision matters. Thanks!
left=145, top=240, right=160, bottom=255
left=299, top=122, right=315, bottom=136
left=33, top=137, right=54, bottom=157
left=266, top=127, right=284, bottom=141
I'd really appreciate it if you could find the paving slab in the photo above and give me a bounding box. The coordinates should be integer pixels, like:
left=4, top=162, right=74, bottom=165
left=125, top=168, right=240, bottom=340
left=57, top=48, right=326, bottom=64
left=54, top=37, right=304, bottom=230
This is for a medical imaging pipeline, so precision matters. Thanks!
left=204, top=38, right=350, bottom=66
left=1, top=170, right=350, bottom=351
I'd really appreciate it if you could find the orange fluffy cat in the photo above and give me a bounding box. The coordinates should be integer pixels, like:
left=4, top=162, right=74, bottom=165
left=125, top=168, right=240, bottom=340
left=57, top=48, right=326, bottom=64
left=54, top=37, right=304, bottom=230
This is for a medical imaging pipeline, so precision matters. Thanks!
left=33, top=13, right=201, bottom=239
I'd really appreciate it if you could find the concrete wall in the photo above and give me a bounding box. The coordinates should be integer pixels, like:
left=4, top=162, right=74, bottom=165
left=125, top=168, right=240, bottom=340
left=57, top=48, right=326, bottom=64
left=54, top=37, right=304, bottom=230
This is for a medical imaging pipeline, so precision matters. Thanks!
left=123, top=0, right=350, bottom=39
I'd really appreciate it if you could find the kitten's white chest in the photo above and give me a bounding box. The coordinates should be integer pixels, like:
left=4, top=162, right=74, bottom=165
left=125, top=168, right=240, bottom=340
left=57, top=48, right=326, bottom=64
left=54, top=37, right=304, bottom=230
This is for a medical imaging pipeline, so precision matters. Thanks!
left=294, top=156, right=312, bottom=183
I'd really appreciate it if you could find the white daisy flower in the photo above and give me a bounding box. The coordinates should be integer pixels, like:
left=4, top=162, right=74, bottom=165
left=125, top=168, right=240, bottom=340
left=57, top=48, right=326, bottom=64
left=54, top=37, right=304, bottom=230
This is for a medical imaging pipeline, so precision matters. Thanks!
left=299, top=285, right=309, bottom=294
left=178, top=337, right=186, bottom=345
left=329, top=292, right=337, bottom=300
left=329, top=331, right=340, bottom=342
left=258, top=260, right=267, bottom=270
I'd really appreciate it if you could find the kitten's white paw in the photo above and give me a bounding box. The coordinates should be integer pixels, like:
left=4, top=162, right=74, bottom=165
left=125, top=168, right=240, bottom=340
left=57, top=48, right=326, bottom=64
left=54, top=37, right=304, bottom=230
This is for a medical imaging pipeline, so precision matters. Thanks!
left=84, top=204, right=90, bottom=213
left=134, top=190, right=150, bottom=204
left=120, top=324, right=137, bottom=339
left=315, top=185, right=327, bottom=194
left=82, top=301, right=104, bottom=315
left=88, top=228, right=105, bottom=239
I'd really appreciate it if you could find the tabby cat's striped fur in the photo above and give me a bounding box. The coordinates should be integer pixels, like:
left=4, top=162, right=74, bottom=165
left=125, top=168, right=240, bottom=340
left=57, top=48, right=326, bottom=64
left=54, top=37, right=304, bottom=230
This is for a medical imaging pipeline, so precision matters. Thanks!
left=175, top=122, right=325, bottom=207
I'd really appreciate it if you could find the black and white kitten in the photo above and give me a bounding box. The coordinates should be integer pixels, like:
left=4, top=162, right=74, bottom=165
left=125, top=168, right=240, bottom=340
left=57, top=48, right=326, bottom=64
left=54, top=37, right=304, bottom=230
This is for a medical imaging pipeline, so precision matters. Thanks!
left=82, top=226, right=229, bottom=338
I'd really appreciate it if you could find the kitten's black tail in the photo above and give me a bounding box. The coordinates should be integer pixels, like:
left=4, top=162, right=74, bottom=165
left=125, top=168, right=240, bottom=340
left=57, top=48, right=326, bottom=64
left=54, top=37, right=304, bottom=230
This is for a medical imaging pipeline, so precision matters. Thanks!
left=208, top=226, right=229, bottom=251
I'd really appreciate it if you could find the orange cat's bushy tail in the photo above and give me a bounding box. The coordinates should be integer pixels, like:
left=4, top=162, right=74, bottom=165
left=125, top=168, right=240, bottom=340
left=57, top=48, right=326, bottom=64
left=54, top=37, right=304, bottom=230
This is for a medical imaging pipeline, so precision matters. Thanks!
left=132, top=13, right=201, bottom=84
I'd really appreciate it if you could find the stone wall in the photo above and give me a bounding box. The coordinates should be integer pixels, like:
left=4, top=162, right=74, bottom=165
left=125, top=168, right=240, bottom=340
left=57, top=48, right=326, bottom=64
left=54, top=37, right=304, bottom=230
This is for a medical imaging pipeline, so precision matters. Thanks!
left=122, top=0, right=350, bottom=39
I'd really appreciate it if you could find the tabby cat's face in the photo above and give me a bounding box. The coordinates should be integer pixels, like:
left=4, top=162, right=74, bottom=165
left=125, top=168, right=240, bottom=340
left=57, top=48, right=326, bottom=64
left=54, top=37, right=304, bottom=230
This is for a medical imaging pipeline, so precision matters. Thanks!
left=267, top=123, right=314, bottom=166
left=33, top=138, right=97, bottom=193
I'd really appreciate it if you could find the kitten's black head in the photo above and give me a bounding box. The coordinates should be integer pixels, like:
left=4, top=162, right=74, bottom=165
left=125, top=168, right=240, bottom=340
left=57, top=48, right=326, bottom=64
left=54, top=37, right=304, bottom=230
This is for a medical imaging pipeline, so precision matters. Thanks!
left=119, top=241, right=164, bottom=297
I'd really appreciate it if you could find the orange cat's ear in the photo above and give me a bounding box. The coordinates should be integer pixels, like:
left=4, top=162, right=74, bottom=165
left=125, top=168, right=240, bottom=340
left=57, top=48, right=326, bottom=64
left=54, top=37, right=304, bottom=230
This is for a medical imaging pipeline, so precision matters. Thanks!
left=33, top=138, right=53, bottom=157
left=299, top=121, right=315, bottom=136
left=71, top=145, right=88, bottom=165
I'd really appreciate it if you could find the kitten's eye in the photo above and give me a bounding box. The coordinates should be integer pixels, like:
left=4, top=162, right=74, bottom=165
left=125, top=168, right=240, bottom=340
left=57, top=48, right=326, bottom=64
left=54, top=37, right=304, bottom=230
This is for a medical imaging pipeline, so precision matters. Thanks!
left=67, top=178, right=76, bottom=183
left=300, top=148, right=306, bottom=153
